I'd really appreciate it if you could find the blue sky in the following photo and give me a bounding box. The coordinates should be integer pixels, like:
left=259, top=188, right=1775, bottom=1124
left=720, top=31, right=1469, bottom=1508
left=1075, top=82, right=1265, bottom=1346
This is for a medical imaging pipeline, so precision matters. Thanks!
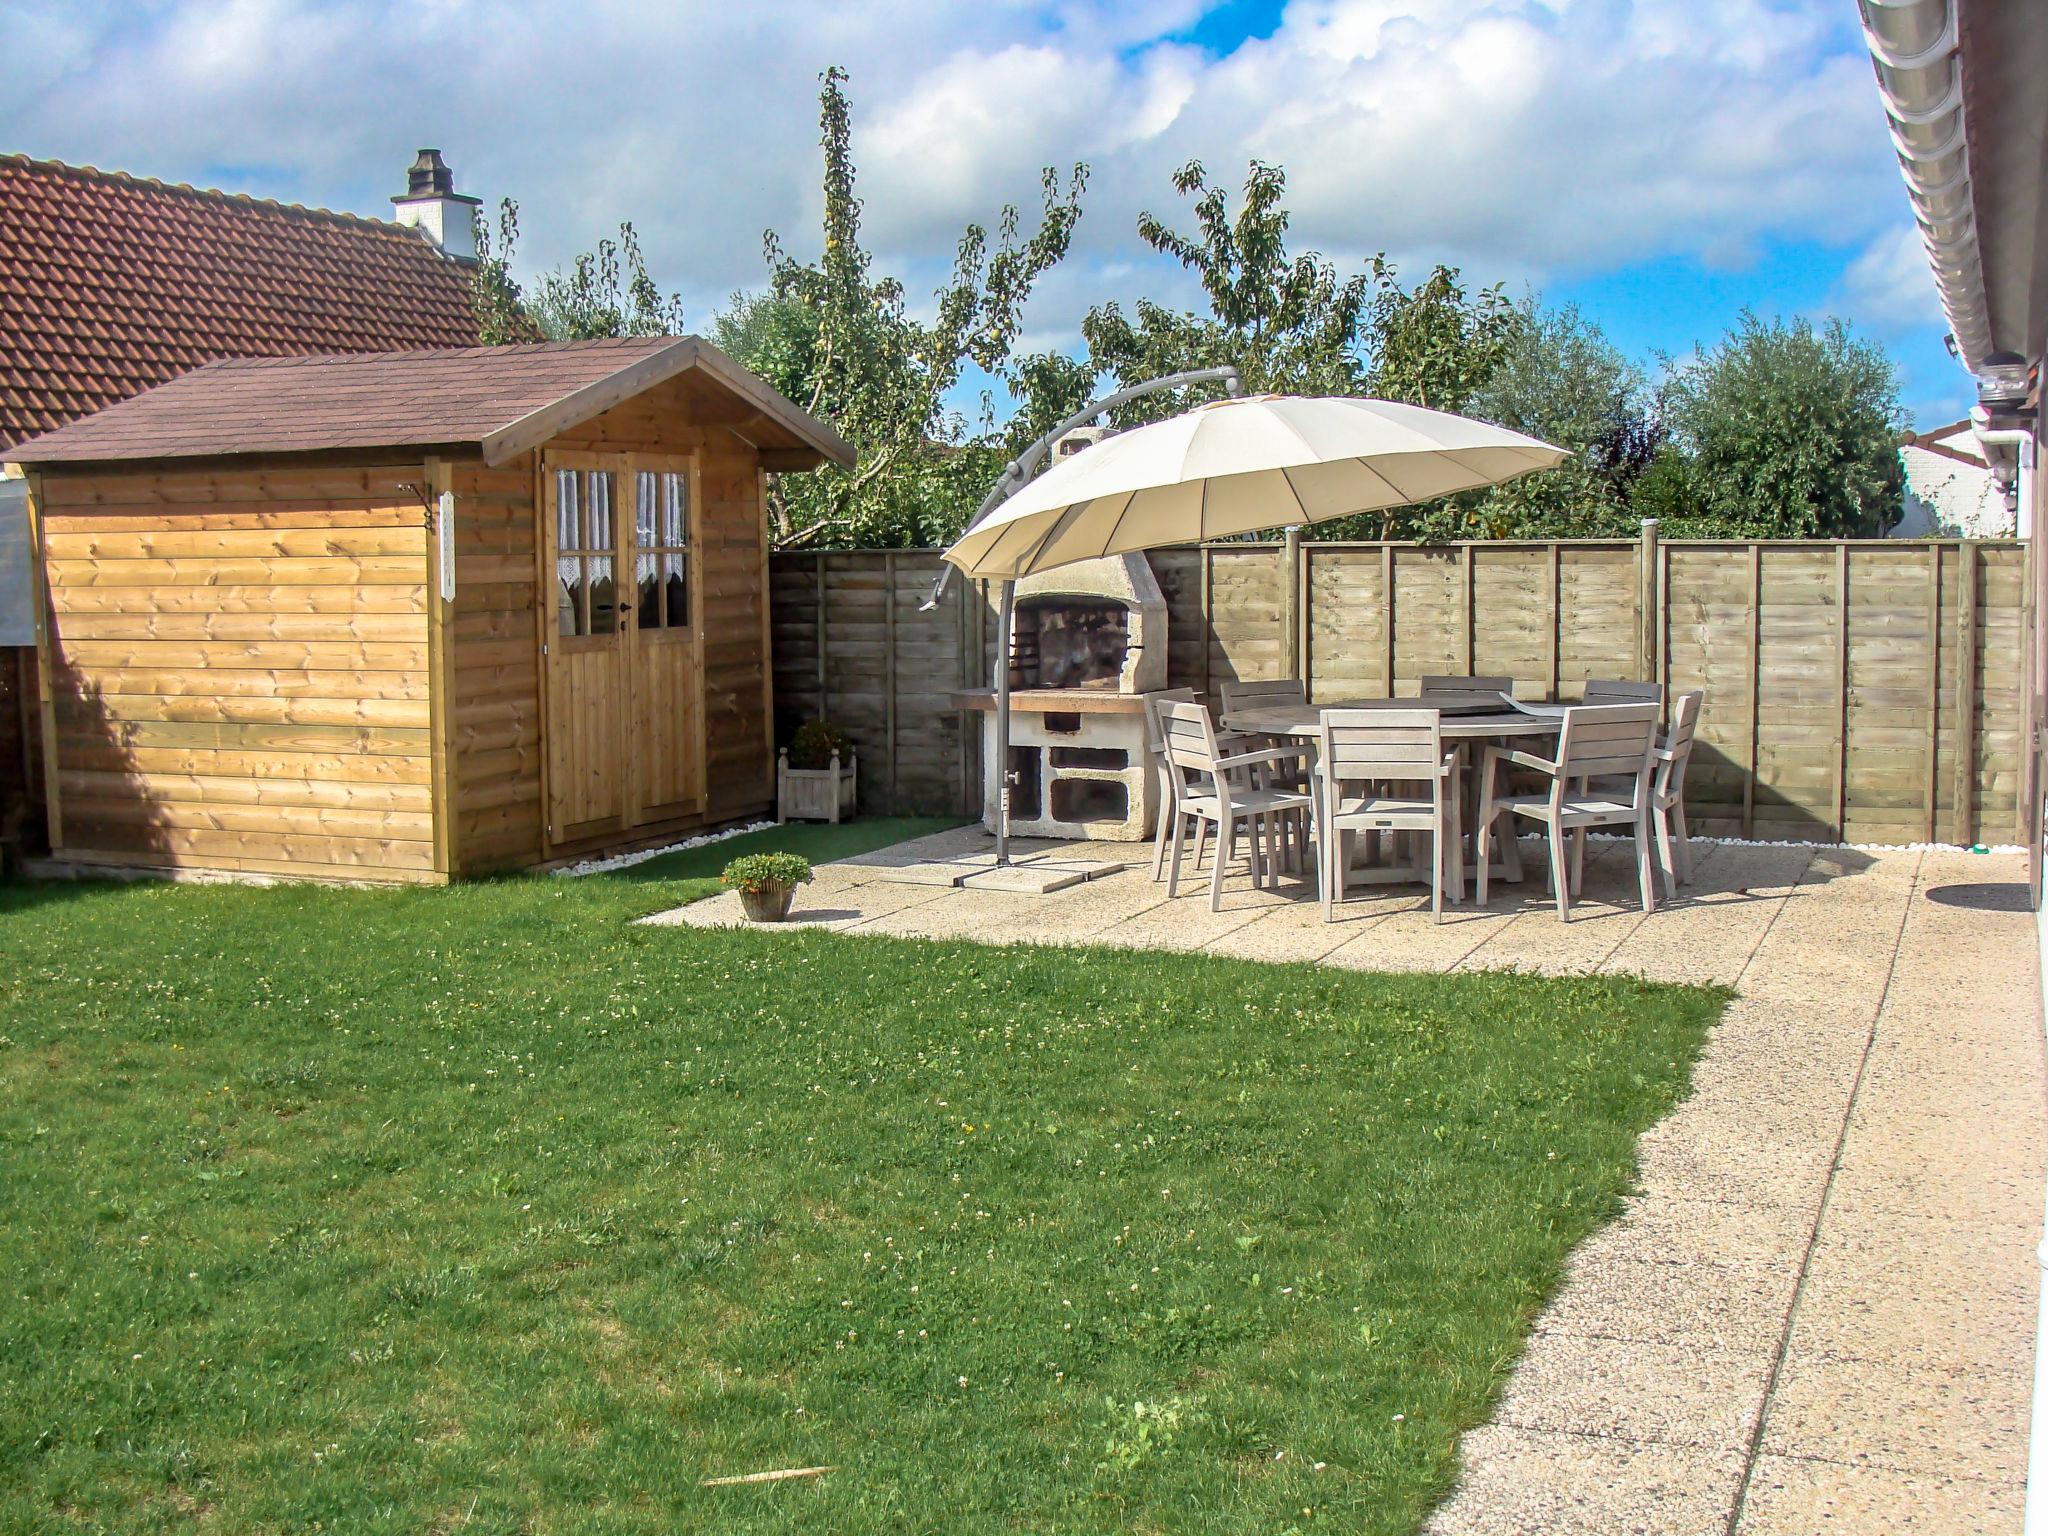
left=3, top=0, right=1968, bottom=428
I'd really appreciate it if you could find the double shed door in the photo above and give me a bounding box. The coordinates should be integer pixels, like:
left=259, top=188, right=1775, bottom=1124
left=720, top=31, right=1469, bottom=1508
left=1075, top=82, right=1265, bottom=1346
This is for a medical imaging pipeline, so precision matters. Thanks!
left=542, top=451, right=705, bottom=845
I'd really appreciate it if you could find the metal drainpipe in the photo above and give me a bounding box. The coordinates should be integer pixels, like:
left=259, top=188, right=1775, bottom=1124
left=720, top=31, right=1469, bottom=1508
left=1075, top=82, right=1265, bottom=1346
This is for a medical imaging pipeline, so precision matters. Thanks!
left=1999, top=418, right=2048, bottom=1533
left=2032, top=885, right=2048, bottom=1533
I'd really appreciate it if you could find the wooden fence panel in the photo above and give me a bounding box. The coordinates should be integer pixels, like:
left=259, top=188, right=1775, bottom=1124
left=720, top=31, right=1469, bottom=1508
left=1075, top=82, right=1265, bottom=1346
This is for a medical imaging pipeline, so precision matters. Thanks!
left=771, top=533, right=2029, bottom=843
left=1304, top=547, right=1391, bottom=698
left=1204, top=545, right=1287, bottom=687
left=1661, top=543, right=1756, bottom=836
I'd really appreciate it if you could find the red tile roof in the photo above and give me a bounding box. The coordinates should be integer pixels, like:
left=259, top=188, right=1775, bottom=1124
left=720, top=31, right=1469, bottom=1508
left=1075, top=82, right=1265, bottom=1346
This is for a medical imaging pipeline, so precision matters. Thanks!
left=10, top=338, right=857, bottom=471
left=0, top=154, right=481, bottom=451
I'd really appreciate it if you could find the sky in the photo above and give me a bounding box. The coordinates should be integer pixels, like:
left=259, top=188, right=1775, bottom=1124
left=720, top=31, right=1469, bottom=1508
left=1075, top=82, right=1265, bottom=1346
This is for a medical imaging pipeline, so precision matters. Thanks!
left=3, top=0, right=1971, bottom=429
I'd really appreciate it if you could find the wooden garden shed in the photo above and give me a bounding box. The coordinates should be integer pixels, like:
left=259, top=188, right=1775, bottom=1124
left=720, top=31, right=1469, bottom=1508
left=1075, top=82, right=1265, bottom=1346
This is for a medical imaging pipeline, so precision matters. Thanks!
left=10, top=337, right=853, bottom=883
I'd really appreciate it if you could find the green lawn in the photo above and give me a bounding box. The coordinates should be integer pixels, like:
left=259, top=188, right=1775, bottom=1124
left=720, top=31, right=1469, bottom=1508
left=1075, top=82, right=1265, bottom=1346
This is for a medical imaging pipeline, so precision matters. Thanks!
left=0, top=820, right=1724, bottom=1535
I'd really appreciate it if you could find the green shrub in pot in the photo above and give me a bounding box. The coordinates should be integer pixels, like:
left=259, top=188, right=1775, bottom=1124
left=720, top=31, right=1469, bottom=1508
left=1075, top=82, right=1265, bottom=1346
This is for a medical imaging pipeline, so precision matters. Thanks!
left=787, top=720, right=852, bottom=771
left=721, top=852, right=815, bottom=922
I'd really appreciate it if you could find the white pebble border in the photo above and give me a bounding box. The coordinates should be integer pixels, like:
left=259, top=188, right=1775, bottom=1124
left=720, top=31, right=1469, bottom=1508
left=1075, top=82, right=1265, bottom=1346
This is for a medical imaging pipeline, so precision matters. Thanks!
left=1581, top=831, right=2021, bottom=855
left=552, top=820, right=776, bottom=877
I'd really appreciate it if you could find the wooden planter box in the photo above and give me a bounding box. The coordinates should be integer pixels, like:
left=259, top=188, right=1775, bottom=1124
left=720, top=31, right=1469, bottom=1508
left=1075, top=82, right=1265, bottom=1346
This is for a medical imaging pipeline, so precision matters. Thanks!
left=778, top=749, right=857, bottom=823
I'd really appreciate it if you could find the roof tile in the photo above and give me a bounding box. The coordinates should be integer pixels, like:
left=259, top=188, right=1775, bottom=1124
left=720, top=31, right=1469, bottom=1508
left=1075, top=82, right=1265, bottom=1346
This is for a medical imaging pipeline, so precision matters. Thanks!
left=0, top=154, right=480, bottom=450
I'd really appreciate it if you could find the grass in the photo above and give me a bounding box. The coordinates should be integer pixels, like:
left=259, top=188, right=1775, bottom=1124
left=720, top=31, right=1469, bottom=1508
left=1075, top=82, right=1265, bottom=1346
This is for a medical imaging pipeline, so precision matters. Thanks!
left=0, top=818, right=1725, bottom=1534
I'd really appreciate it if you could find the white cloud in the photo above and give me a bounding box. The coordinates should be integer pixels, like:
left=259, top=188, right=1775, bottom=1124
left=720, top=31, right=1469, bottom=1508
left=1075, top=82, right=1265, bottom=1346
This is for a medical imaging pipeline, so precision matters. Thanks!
left=2, top=0, right=1909, bottom=348
left=1836, top=223, right=1944, bottom=334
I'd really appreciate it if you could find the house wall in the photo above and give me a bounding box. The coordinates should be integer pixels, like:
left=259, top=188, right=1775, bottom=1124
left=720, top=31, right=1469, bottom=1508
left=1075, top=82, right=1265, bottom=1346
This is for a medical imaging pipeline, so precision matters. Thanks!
left=32, top=463, right=439, bottom=882
left=445, top=458, right=543, bottom=874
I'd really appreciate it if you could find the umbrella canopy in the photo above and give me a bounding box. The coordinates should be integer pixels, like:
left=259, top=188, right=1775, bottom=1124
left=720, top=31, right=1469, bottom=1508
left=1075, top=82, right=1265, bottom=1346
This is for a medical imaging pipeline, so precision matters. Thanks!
left=944, top=395, right=1569, bottom=580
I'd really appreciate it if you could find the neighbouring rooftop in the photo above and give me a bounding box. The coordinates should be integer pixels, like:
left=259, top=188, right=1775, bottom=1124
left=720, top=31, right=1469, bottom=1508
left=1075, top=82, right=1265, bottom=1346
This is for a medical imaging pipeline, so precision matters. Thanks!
left=0, top=152, right=482, bottom=451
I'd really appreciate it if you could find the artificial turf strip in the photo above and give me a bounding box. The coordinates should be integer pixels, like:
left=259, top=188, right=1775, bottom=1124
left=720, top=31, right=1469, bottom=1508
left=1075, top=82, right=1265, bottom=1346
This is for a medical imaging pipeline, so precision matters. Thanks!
left=598, top=816, right=968, bottom=888
left=0, top=838, right=1725, bottom=1535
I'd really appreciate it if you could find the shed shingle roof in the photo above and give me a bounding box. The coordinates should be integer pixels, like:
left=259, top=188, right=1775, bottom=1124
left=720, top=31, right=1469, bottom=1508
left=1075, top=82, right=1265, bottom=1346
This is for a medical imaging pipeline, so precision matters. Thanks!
left=0, top=154, right=480, bottom=451
left=8, top=337, right=857, bottom=470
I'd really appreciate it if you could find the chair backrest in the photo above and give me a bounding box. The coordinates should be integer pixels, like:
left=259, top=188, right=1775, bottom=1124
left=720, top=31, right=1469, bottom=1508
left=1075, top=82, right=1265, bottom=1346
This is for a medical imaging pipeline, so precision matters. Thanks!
left=1419, top=674, right=1513, bottom=707
left=1583, top=678, right=1664, bottom=706
left=1218, top=677, right=1307, bottom=716
left=1660, top=690, right=1703, bottom=795
left=1158, top=699, right=1225, bottom=777
left=1317, top=708, right=1442, bottom=789
left=1556, top=703, right=1659, bottom=787
left=1142, top=687, right=1197, bottom=756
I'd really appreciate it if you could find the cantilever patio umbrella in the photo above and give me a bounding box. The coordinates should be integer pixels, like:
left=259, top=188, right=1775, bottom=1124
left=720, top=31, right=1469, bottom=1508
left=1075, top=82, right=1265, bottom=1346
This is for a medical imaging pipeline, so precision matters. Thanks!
left=941, top=392, right=1569, bottom=864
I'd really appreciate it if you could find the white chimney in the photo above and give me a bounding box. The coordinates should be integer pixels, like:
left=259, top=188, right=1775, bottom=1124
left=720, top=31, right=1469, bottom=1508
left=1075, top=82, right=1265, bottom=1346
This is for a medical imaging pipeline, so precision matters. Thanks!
left=391, top=149, right=481, bottom=264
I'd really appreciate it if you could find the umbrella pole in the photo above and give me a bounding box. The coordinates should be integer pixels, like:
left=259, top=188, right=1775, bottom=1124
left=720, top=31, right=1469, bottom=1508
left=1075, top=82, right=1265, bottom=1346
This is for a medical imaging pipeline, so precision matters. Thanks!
left=994, top=578, right=1015, bottom=867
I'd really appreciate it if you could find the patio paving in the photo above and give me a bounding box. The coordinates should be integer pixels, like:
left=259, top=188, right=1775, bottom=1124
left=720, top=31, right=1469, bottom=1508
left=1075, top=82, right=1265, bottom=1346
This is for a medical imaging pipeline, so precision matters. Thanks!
left=647, top=825, right=2045, bottom=1533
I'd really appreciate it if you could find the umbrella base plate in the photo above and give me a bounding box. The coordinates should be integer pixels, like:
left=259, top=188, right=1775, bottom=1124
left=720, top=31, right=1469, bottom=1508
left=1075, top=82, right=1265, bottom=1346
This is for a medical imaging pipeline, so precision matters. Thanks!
left=877, top=854, right=1134, bottom=894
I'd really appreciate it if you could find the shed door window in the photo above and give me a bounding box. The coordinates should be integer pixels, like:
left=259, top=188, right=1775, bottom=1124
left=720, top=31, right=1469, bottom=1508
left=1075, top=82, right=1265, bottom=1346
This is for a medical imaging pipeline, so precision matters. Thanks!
left=556, top=470, right=619, bottom=637
left=633, top=470, right=690, bottom=630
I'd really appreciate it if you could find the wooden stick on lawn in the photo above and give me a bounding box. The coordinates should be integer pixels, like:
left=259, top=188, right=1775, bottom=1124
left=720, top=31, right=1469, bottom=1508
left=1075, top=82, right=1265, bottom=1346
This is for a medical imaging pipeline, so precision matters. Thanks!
left=700, top=1466, right=837, bottom=1487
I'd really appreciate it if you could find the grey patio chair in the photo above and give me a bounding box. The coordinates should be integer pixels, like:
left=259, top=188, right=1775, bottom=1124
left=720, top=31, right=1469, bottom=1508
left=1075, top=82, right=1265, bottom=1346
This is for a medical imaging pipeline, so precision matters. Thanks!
left=1419, top=674, right=1514, bottom=708
left=1582, top=678, right=1664, bottom=705
left=1312, top=708, right=1455, bottom=923
left=1143, top=688, right=1200, bottom=881
left=1472, top=702, right=1660, bottom=921
left=1217, top=677, right=1308, bottom=718
left=1215, top=676, right=1312, bottom=847
left=1648, top=689, right=1703, bottom=897
left=1158, top=700, right=1314, bottom=912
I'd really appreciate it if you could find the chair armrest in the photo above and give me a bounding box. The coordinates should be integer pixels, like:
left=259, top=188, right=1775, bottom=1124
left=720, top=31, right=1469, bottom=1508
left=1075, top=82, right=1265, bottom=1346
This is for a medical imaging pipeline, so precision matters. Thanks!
left=1215, top=743, right=1313, bottom=772
left=1485, top=747, right=1560, bottom=776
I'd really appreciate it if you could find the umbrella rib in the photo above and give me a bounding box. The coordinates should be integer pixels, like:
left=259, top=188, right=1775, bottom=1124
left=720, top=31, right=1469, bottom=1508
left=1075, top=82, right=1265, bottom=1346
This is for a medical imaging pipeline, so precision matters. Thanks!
left=1024, top=499, right=1098, bottom=575
left=1354, top=456, right=1413, bottom=506
left=1100, top=489, right=1142, bottom=556
left=1277, top=465, right=1312, bottom=524
left=980, top=513, right=1041, bottom=575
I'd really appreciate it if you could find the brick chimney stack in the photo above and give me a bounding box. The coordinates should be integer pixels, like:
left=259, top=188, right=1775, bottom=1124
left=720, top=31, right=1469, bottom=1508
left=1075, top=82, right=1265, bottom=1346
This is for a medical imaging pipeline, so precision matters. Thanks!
left=391, top=149, right=481, bottom=264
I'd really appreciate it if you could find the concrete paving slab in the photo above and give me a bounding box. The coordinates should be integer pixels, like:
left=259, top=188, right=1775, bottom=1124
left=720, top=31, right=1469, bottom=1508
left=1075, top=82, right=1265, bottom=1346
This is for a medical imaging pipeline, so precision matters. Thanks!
left=1736, top=1454, right=2023, bottom=1535
left=1597, top=851, right=1805, bottom=988
left=1759, top=1353, right=2032, bottom=1484
left=1491, top=1329, right=1774, bottom=1450
left=1569, top=1192, right=1816, bottom=1276
left=1322, top=908, right=1508, bottom=973
left=1632, top=1117, right=1837, bottom=1212
left=644, top=877, right=953, bottom=932
left=1424, top=1426, right=1744, bottom=1536
left=1785, top=1218, right=2037, bottom=1374
left=1818, top=1156, right=2041, bottom=1231
left=1534, top=1251, right=1798, bottom=1352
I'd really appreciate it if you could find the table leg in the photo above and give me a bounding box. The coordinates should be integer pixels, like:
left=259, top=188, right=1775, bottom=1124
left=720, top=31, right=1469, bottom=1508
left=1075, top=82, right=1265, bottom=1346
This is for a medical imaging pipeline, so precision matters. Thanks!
left=1448, top=747, right=1467, bottom=902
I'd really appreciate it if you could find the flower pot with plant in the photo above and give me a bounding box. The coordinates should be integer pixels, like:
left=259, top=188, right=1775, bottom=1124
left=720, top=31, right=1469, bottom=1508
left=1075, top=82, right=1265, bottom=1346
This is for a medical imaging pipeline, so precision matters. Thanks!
left=778, top=720, right=857, bottom=823
left=722, top=851, right=815, bottom=922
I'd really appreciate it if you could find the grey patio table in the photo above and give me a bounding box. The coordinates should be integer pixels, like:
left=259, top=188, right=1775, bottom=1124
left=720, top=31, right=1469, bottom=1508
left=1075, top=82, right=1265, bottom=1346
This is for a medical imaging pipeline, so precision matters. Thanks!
left=1220, top=698, right=1562, bottom=900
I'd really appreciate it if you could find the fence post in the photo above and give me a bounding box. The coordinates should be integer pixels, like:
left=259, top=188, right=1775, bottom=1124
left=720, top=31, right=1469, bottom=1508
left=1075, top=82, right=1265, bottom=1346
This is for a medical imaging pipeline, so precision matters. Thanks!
left=1199, top=545, right=1214, bottom=698
left=1743, top=542, right=1761, bottom=839
left=1461, top=542, right=1476, bottom=674
left=1282, top=525, right=1303, bottom=683
left=1924, top=545, right=1941, bottom=844
left=1957, top=540, right=1980, bottom=845
left=1547, top=543, right=1561, bottom=701
left=1835, top=542, right=1850, bottom=842
left=882, top=551, right=898, bottom=813
left=1637, top=518, right=1660, bottom=683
